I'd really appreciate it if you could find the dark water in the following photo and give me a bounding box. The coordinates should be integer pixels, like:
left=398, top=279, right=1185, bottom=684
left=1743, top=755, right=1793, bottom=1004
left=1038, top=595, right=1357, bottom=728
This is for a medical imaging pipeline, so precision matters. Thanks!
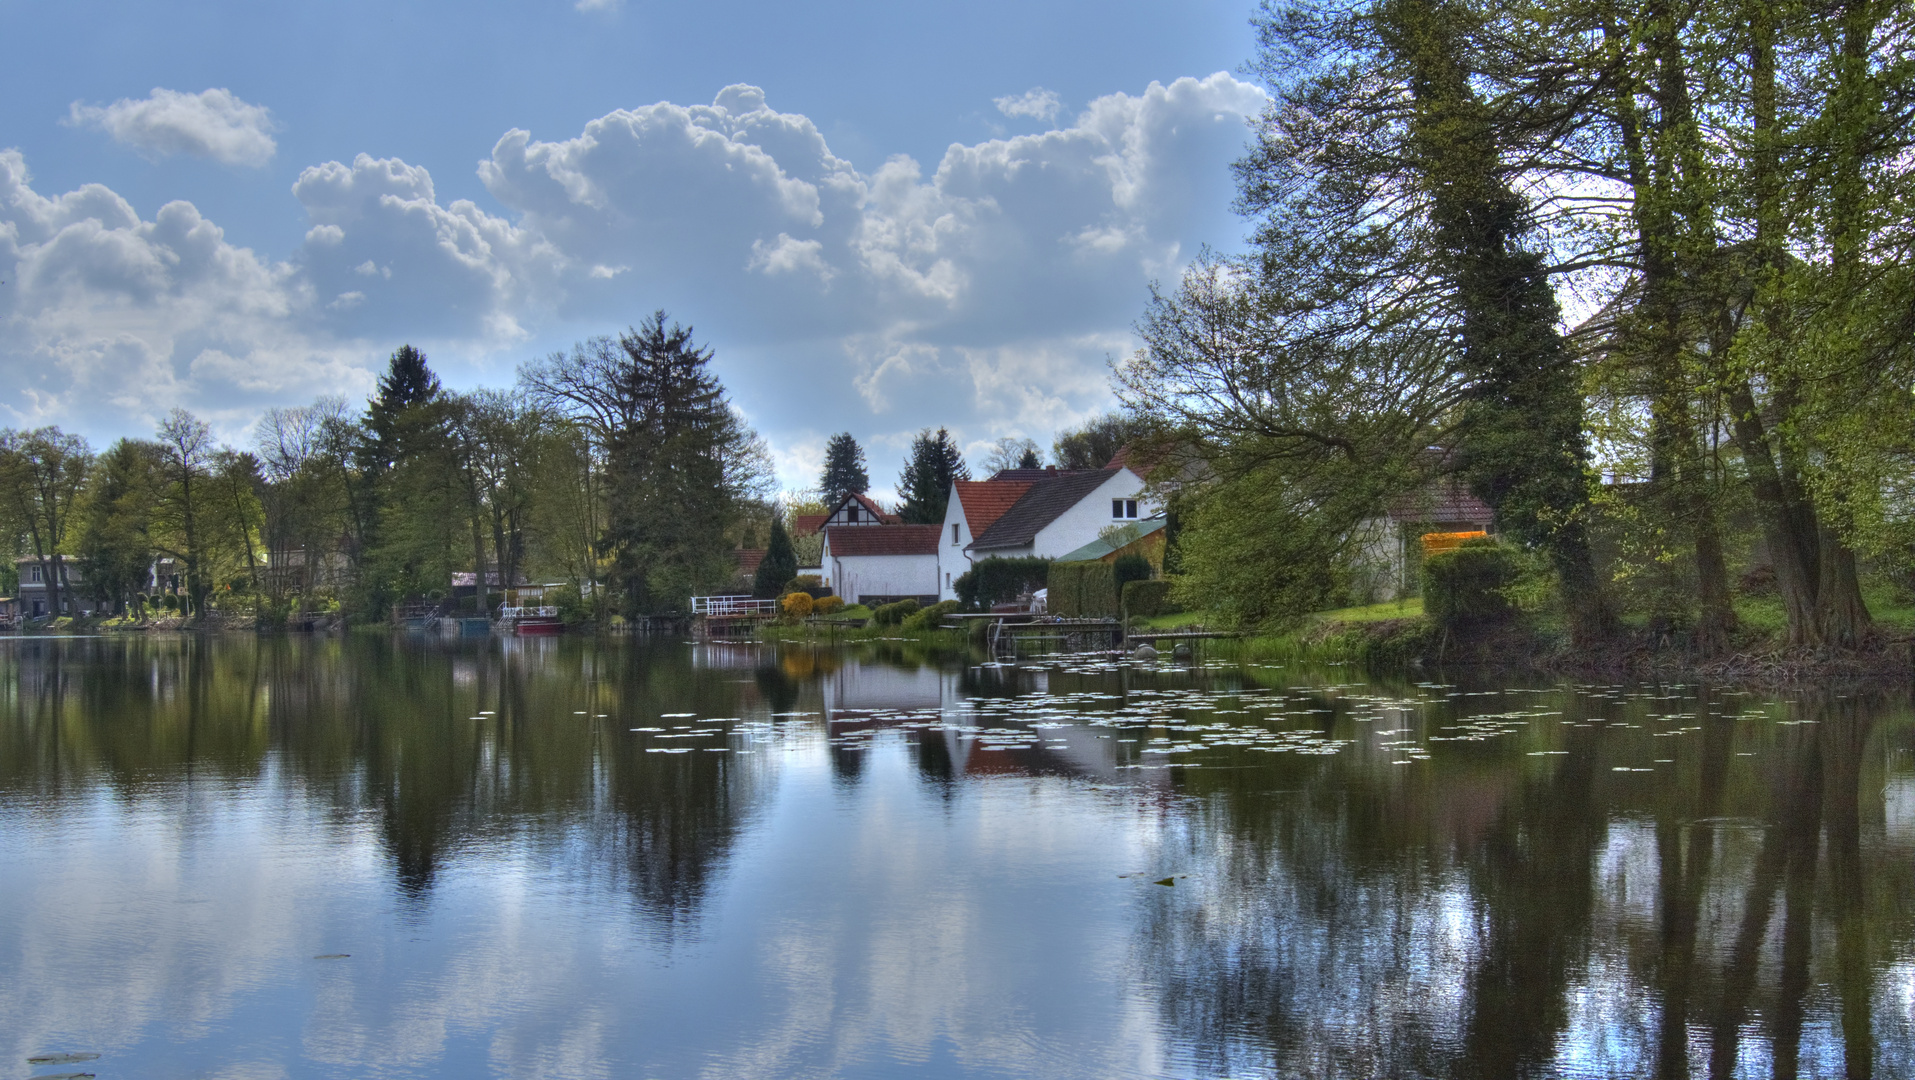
left=1, top=636, right=1912, bottom=1079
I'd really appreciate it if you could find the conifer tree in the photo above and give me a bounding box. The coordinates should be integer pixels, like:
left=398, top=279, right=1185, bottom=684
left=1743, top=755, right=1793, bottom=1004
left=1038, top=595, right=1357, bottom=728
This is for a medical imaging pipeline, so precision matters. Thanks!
left=897, top=428, right=968, bottom=524
left=754, top=517, right=797, bottom=598
left=819, top=432, right=870, bottom=508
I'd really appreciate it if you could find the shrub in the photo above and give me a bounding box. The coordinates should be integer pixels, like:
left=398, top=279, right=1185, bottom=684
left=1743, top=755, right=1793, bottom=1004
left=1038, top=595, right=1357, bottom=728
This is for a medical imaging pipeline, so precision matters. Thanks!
left=1123, top=579, right=1177, bottom=618
left=872, top=598, right=921, bottom=626
left=783, top=574, right=827, bottom=598
left=1113, top=553, right=1153, bottom=594
left=1422, top=539, right=1519, bottom=630
left=754, top=518, right=798, bottom=598
left=902, top=599, right=961, bottom=630
left=162, top=593, right=180, bottom=613
left=781, top=591, right=815, bottom=619
left=813, top=594, right=845, bottom=615
left=1048, top=561, right=1118, bottom=618
left=954, top=556, right=1052, bottom=609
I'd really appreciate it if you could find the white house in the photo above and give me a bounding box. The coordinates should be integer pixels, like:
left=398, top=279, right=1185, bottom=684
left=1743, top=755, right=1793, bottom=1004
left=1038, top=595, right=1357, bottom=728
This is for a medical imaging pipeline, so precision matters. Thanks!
left=822, top=524, right=942, bottom=606
left=937, top=465, right=1157, bottom=600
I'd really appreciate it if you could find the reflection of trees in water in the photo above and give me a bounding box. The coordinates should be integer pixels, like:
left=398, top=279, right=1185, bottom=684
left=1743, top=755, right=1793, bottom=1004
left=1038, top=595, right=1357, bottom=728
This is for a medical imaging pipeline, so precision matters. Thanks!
left=0, top=635, right=784, bottom=926
left=1142, top=685, right=1915, bottom=1079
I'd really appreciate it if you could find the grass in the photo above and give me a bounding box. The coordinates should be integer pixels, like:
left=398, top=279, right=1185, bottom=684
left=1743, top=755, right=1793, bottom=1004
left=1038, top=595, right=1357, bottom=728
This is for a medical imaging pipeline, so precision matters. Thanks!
left=1307, top=597, right=1424, bottom=624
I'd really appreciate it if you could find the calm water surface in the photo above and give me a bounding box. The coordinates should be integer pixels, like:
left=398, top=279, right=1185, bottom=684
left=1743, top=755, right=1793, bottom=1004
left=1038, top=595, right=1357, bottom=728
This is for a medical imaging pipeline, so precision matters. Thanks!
left=2, top=635, right=1912, bottom=1079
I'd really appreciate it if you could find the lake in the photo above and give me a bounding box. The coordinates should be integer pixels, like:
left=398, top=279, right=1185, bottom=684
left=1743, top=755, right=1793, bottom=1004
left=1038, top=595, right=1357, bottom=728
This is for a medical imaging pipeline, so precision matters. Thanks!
left=2, top=634, right=1911, bottom=1079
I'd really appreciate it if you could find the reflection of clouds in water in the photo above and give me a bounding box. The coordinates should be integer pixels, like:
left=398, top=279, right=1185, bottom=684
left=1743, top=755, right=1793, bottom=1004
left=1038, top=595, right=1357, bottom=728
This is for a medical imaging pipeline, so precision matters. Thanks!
left=0, top=795, right=380, bottom=1066
left=700, top=759, right=1164, bottom=1079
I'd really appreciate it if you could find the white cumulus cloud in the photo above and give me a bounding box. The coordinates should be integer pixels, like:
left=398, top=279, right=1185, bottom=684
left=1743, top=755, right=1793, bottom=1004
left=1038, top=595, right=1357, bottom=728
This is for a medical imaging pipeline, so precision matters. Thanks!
left=67, top=87, right=278, bottom=167
left=2, top=74, right=1264, bottom=483
left=993, top=88, right=1063, bottom=123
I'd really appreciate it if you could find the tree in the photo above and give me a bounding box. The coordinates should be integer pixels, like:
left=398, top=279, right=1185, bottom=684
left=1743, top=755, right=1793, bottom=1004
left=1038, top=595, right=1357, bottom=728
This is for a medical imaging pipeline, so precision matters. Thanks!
left=521, top=311, right=774, bottom=614
left=980, top=437, right=1041, bottom=476
left=897, top=427, right=968, bottom=524
left=0, top=427, right=94, bottom=617
left=753, top=517, right=798, bottom=598
left=152, top=410, right=216, bottom=615
left=1052, top=413, right=1147, bottom=470
left=76, top=439, right=161, bottom=614
left=362, top=345, right=442, bottom=475
left=818, top=433, right=870, bottom=508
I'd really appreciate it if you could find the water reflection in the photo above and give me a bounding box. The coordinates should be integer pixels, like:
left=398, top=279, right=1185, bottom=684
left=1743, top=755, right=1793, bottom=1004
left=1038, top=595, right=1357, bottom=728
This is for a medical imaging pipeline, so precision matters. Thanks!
left=0, top=636, right=1910, bottom=1078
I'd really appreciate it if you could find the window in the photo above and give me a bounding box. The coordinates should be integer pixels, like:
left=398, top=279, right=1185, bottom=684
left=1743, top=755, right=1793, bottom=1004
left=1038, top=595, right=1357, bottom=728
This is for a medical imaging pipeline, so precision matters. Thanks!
left=847, top=505, right=860, bottom=522
left=952, top=523, right=960, bottom=544
left=1112, top=499, right=1137, bottom=519
left=29, top=565, right=41, bottom=582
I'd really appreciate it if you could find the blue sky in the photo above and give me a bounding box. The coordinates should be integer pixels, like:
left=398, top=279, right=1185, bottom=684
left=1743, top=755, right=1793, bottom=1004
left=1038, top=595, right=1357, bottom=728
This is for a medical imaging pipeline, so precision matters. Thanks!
left=0, top=0, right=1263, bottom=491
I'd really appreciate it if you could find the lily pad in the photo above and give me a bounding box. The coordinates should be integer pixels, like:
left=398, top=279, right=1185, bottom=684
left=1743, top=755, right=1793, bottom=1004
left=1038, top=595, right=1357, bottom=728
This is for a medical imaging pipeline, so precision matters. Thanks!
left=314, top=953, right=351, bottom=960
left=1153, top=877, right=1175, bottom=887
left=27, top=1053, right=99, bottom=1064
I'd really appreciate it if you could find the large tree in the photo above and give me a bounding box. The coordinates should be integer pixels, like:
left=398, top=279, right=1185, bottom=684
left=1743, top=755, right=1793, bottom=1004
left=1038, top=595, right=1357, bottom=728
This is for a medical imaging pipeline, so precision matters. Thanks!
left=818, top=432, right=870, bottom=508
left=521, top=311, right=773, bottom=615
left=897, top=427, right=968, bottom=524
left=753, top=517, right=798, bottom=598
left=1052, top=413, right=1148, bottom=470
left=0, top=427, right=94, bottom=618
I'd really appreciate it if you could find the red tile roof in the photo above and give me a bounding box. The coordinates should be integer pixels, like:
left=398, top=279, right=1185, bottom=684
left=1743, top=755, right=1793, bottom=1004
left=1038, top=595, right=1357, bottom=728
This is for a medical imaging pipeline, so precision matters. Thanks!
left=792, top=513, right=828, bottom=536
left=825, top=524, right=942, bottom=557
left=953, top=479, right=1033, bottom=537
left=734, top=549, right=766, bottom=577
left=1388, top=479, right=1494, bottom=528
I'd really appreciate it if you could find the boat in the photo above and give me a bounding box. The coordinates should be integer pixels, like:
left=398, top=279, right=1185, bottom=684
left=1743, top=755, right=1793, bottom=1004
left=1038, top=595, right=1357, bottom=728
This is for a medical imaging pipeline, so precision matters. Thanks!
left=498, top=585, right=565, bottom=636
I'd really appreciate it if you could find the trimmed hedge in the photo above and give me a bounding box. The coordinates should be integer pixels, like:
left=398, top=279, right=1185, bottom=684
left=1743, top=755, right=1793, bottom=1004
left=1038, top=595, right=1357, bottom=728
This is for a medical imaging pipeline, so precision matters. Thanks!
left=1049, top=561, right=1118, bottom=618
left=872, top=598, right=921, bottom=626
left=1421, top=538, right=1518, bottom=629
left=954, top=556, right=1052, bottom=609
left=902, top=599, right=961, bottom=630
left=1122, top=579, right=1176, bottom=618
left=813, top=595, right=845, bottom=615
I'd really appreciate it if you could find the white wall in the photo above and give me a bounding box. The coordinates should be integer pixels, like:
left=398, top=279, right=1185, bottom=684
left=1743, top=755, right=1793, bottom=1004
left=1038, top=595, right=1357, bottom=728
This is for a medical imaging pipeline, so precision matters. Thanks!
left=1028, top=469, right=1157, bottom=559
left=937, top=490, right=973, bottom=601
left=831, top=553, right=940, bottom=604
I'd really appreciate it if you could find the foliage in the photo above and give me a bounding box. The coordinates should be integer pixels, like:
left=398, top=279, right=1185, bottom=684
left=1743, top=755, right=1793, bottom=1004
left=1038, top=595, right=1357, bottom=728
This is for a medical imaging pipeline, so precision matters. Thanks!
left=1047, top=561, right=1118, bottom=618
left=896, top=427, right=968, bottom=524
left=1052, top=412, right=1147, bottom=470
left=1112, top=552, right=1152, bottom=594
left=901, top=599, right=960, bottom=630
left=780, top=591, right=813, bottom=619
left=1122, top=579, right=1177, bottom=618
left=1422, top=539, right=1520, bottom=631
left=953, top=556, right=1051, bottom=609
left=818, top=432, right=870, bottom=508
left=522, top=312, right=774, bottom=616
left=754, top=518, right=797, bottom=599
left=871, top=598, right=921, bottom=626
left=813, top=595, right=844, bottom=615
left=783, top=574, right=825, bottom=596
left=1159, top=468, right=1363, bottom=628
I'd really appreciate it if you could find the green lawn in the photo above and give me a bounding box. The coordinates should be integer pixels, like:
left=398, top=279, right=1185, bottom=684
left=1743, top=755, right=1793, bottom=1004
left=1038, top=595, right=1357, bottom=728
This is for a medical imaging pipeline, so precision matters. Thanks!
left=1310, top=597, right=1424, bottom=623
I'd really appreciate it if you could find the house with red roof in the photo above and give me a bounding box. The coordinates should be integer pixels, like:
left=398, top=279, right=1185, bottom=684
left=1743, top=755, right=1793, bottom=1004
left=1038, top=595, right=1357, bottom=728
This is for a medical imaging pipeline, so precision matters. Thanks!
left=936, top=464, right=1156, bottom=600
left=821, top=523, right=942, bottom=606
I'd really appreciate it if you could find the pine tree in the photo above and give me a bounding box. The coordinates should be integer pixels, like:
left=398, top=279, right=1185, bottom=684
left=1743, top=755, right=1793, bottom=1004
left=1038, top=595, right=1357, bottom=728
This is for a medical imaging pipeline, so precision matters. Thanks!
left=1017, top=447, right=1040, bottom=469
left=819, top=432, right=870, bottom=508
left=754, top=517, right=797, bottom=598
left=897, top=428, right=968, bottom=524
left=363, top=345, right=442, bottom=474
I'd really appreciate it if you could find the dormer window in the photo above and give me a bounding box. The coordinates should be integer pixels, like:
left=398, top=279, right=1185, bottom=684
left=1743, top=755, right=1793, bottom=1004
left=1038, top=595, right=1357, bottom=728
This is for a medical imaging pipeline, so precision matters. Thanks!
left=1112, top=499, right=1138, bottom=519
left=847, top=505, right=860, bottom=522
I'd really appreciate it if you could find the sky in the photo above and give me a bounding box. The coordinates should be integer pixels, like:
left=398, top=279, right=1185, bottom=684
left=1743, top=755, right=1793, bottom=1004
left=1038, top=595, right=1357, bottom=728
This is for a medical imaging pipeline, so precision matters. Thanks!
left=0, top=0, right=1266, bottom=494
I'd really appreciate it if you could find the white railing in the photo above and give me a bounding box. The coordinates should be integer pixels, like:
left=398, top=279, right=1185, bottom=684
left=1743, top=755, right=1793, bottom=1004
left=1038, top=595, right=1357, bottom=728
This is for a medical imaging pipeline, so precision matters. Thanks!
left=690, top=595, right=781, bottom=616
left=499, top=605, right=559, bottom=619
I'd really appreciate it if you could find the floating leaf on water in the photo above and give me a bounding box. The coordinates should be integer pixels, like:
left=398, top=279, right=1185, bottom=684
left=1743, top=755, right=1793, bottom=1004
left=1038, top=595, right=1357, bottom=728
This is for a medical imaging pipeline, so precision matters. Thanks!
left=31, top=1073, right=97, bottom=1079
left=27, top=1053, right=99, bottom=1064
left=314, top=953, right=350, bottom=960
left=1153, top=877, right=1175, bottom=887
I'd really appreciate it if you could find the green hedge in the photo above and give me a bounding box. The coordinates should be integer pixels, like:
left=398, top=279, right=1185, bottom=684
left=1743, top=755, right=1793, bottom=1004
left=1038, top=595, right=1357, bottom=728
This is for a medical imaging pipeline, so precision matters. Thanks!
left=902, top=599, right=962, bottom=630
left=1049, top=561, right=1118, bottom=618
left=871, top=598, right=921, bottom=626
left=1122, top=579, right=1176, bottom=618
left=954, top=556, right=1052, bottom=609
left=1422, top=538, right=1518, bottom=629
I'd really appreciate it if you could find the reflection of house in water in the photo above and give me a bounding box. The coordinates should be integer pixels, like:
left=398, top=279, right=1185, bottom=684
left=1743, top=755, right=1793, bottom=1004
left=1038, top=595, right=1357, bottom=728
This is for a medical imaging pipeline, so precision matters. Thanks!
left=819, top=661, right=1136, bottom=785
